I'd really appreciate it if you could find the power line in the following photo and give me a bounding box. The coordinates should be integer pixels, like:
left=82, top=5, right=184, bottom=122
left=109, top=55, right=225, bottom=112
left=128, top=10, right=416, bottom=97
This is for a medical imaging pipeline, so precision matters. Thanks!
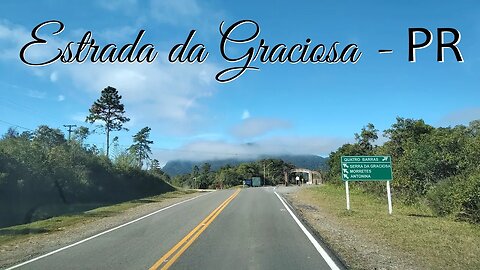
left=0, top=119, right=33, bottom=131
left=0, top=122, right=307, bottom=158
left=82, top=141, right=243, bottom=156
left=0, top=124, right=280, bottom=158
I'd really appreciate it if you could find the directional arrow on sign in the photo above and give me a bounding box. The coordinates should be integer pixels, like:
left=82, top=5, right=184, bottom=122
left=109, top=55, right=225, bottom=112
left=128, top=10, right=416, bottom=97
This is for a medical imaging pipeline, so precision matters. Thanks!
left=341, top=155, right=392, bottom=181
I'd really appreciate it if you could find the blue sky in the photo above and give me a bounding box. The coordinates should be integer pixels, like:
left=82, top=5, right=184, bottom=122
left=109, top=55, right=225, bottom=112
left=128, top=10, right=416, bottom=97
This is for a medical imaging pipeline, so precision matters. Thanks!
left=0, top=0, right=479, bottom=164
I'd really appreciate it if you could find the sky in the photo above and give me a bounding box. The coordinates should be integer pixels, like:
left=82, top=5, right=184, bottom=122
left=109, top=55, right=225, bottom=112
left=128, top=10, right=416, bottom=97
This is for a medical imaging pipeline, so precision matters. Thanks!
left=0, top=0, right=479, bottom=165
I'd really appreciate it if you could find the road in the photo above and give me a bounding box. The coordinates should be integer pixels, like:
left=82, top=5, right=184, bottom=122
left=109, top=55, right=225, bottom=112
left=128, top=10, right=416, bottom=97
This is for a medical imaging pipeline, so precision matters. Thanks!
left=6, top=187, right=342, bottom=270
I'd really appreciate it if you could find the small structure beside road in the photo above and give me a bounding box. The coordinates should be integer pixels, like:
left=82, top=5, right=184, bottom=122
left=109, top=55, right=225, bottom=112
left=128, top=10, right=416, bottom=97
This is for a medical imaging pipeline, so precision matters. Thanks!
left=285, top=168, right=323, bottom=185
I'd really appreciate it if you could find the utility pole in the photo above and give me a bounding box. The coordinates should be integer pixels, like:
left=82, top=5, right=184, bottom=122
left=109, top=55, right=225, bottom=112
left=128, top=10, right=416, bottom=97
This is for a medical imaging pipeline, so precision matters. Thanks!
left=63, top=124, right=77, bottom=140
left=263, top=162, right=266, bottom=186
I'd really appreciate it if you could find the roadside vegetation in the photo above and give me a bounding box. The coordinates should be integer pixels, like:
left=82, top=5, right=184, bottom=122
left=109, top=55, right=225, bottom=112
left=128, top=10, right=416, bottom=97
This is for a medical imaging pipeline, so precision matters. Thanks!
left=171, top=159, right=296, bottom=189
left=0, top=86, right=173, bottom=228
left=293, top=185, right=480, bottom=269
left=326, top=117, right=480, bottom=224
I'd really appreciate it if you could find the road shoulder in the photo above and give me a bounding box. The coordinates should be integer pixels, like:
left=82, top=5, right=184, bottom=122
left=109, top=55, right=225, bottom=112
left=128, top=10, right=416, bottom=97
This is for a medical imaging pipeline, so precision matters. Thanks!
left=283, top=185, right=423, bottom=270
left=0, top=190, right=203, bottom=269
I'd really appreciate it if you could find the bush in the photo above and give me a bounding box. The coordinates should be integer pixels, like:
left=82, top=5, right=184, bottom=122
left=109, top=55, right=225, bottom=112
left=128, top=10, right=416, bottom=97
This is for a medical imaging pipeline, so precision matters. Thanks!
left=427, top=177, right=462, bottom=216
left=0, top=131, right=174, bottom=228
left=461, top=179, right=480, bottom=223
left=427, top=172, right=480, bottom=223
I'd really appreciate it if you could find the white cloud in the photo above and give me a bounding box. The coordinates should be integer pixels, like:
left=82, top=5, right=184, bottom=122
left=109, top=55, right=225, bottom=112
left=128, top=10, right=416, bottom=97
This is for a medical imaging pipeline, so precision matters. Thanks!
left=152, top=135, right=348, bottom=165
left=241, top=110, right=250, bottom=120
left=94, top=25, right=139, bottom=42
left=148, top=0, right=225, bottom=37
left=0, top=21, right=221, bottom=135
left=57, top=95, right=65, bottom=101
left=0, top=20, right=65, bottom=64
left=439, top=108, right=480, bottom=126
left=98, top=0, right=138, bottom=13
left=97, top=0, right=216, bottom=29
left=0, top=20, right=31, bottom=60
left=65, top=60, right=218, bottom=134
left=231, top=117, right=292, bottom=139
left=150, top=0, right=202, bottom=25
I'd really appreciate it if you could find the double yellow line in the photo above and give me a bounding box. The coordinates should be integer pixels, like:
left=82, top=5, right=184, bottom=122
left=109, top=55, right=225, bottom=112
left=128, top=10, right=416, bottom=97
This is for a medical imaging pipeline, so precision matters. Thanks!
left=149, top=189, right=241, bottom=270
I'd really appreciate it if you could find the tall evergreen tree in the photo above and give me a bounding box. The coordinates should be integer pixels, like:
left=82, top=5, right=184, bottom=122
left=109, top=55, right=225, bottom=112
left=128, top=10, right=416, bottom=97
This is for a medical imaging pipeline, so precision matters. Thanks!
left=86, top=86, right=130, bottom=158
left=129, top=126, right=153, bottom=168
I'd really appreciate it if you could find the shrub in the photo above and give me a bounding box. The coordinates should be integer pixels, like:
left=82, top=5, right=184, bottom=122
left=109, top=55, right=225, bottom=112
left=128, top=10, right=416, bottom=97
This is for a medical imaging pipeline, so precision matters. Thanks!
left=0, top=132, right=173, bottom=228
left=461, top=178, right=480, bottom=223
left=427, top=172, right=480, bottom=223
left=427, top=177, right=462, bottom=216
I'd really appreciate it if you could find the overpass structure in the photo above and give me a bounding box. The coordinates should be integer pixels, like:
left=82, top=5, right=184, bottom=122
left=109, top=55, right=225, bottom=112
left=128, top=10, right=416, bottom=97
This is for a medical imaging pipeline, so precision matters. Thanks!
left=285, top=168, right=323, bottom=185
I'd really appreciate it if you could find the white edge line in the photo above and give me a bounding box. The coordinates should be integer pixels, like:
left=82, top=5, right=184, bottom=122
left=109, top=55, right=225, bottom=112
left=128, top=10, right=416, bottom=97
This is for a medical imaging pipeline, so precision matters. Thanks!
left=4, top=192, right=211, bottom=270
left=274, top=191, right=340, bottom=270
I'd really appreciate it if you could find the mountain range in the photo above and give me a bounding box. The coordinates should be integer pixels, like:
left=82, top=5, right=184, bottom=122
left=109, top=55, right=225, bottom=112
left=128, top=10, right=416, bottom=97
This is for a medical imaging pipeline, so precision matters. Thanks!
left=162, top=155, right=328, bottom=177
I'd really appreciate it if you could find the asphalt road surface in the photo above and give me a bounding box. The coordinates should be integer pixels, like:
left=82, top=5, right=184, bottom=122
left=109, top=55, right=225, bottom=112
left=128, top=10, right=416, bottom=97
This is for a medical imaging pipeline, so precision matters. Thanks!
left=6, top=187, right=342, bottom=270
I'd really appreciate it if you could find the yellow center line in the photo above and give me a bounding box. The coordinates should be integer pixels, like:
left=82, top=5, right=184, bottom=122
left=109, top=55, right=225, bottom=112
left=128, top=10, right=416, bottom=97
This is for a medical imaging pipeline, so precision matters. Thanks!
left=149, top=190, right=237, bottom=269
left=149, top=189, right=241, bottom=270
left=160, top=190, right=238, bottom=269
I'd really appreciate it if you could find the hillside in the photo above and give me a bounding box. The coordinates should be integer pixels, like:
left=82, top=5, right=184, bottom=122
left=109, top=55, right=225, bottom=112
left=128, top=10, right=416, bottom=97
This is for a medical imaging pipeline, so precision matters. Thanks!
left=162, top=155, right=328, bottom=176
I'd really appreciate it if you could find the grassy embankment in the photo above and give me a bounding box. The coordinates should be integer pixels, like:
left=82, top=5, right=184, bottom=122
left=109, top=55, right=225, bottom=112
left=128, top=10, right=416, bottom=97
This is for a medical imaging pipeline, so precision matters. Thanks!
left=0, top=189, right=196, bottom=246
left=297, top=184, right=480, bottom=270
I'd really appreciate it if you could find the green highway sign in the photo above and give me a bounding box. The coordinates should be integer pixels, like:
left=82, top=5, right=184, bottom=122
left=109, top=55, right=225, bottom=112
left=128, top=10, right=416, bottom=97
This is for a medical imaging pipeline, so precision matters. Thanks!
left=341, top=156, right=392, bottom=181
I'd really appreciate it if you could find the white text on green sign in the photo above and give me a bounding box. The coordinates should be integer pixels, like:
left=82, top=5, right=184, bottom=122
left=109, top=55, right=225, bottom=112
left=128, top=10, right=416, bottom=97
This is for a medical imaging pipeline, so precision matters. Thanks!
left=341, top=156, right=392, bottom=181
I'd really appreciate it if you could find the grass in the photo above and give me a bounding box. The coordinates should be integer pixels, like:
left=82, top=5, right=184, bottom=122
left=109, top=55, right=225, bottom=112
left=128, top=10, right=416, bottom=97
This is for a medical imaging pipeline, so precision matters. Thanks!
left=298, top=184, right=480, bottom=269
left=0, top=189, right=196, bottom=246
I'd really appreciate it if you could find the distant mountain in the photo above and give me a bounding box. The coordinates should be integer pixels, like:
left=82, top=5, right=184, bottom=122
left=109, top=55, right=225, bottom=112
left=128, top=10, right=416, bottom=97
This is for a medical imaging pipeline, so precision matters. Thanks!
left=162, top=155, right=328, bottom=177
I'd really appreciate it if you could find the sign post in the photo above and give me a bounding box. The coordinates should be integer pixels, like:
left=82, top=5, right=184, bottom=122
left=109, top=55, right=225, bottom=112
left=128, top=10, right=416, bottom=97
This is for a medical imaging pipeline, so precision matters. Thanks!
left=345, top=181, right=350, bottom=210
left=341, top=156, right=393, bottom=214
left=386, top=181, right=392, bottom=214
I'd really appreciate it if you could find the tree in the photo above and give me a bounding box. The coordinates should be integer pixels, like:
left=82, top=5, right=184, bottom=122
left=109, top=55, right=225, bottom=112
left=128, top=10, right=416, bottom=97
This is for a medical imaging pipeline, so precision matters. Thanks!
left=201, top=162, right=211, bottom=174
left=86, top=86, right=130, bottom=158
left=192, top=165, right=200, bottom=177
left=114, top=149, right=137, bottom=171
left=2, top=127, right=19, bottom=139
left=237, top=163, right=259, bottom=179
left=198, top=163, right=212, bottom=189
left=191, top=165, right=200, bottom=188
left=128, top=127, right=154, bottom=168
left=33, top=125, right=66, bottom=148
left=149, top=159, right=169, bottom=180
left=354, top=123, right=378, bottom=152
left=383, top=117, right=433, bottom=158
left=326, top=143, right=364, bottom=183
left=467, top=120, right=480, bottom=136
left=215, top=167, right=242, bottom=188
left=150, top=159, right=161, bottom=171
left=72, top=126, right=90, bottom=145
left=259, top=159, right=294, bottom=185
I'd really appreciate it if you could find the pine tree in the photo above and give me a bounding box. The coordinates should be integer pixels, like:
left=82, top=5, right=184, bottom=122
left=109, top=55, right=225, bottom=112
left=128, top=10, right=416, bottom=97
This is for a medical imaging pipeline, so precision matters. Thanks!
left=129, top=127, right=153, bottom=168
left=86, top=86, right=130, bottom=158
